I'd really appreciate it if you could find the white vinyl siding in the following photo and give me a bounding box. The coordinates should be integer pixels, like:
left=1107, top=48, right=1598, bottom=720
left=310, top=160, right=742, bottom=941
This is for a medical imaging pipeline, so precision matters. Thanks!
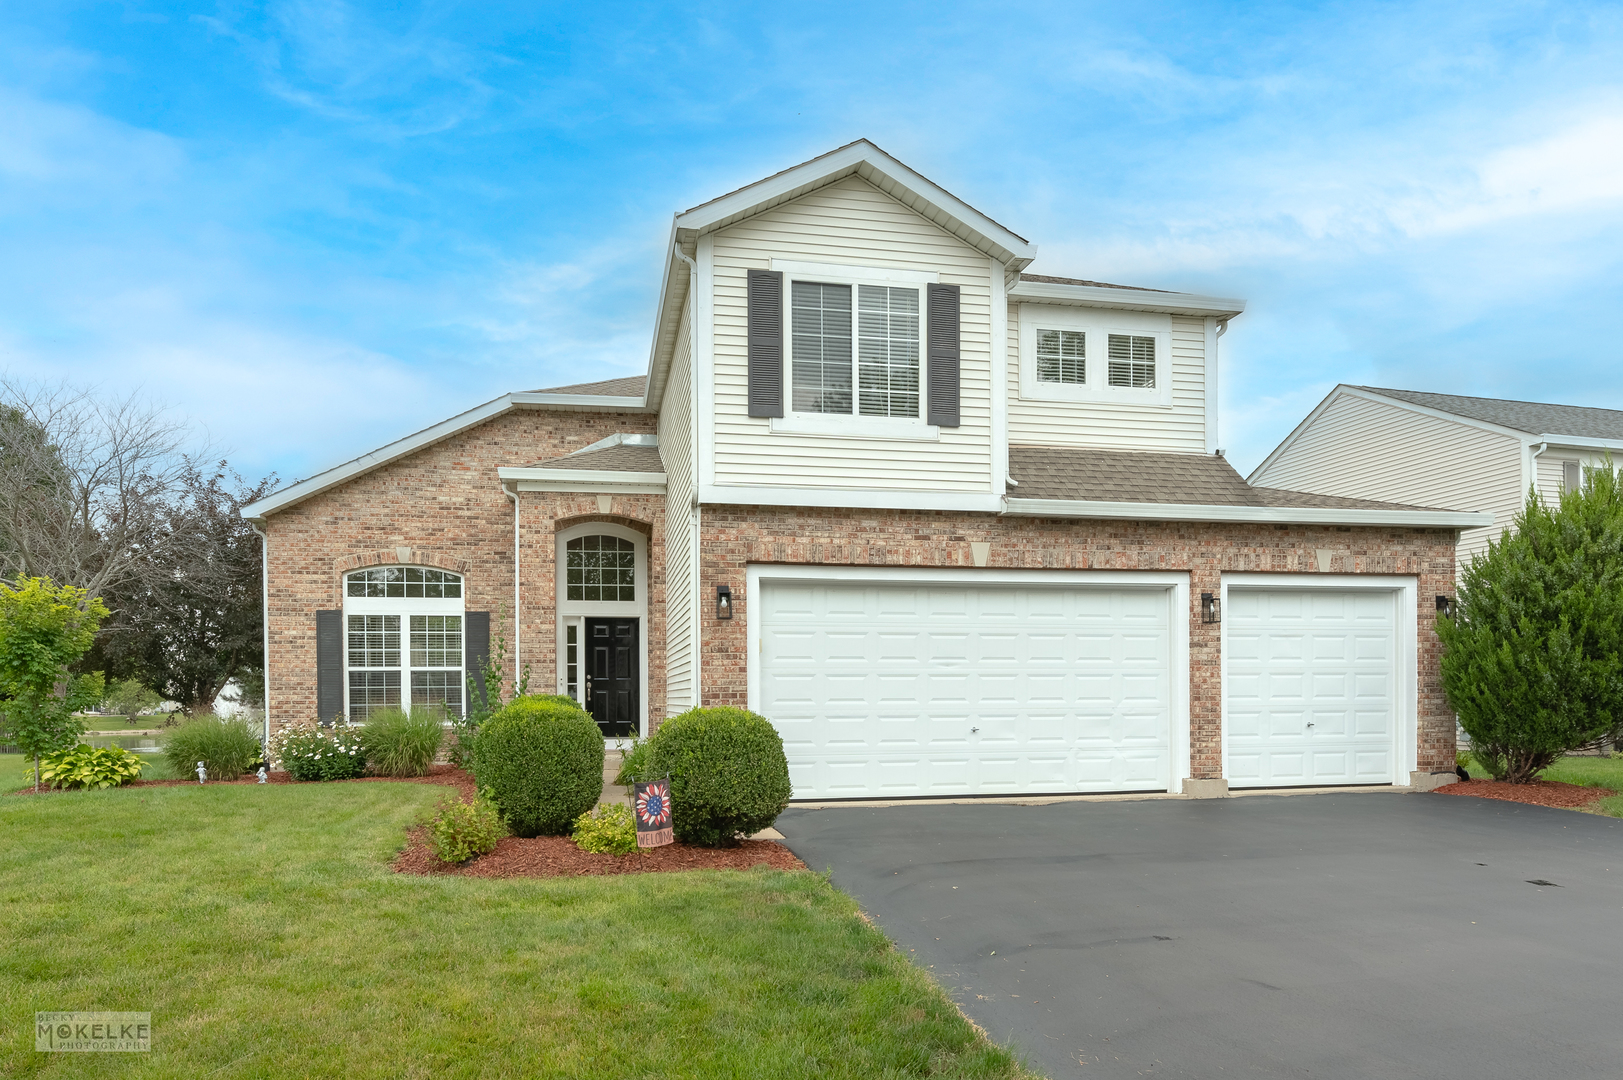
left=659, top=302, right=697, bottom=712
left=1536, top=449, right=1619, bottom=508
left=711, top=175, right=993, bottom=492
left=1006, top=306, right=1208, bottom=452
left=1250, top=393, right=1522, bottom=572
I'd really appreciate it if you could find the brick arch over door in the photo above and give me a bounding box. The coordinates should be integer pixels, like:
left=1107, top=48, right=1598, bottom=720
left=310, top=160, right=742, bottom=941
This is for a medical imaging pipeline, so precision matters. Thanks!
left=551, top=513, right=653, bottom=538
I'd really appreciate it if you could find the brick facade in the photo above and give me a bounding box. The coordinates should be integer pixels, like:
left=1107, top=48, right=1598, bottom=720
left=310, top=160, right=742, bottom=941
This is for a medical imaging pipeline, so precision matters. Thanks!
left=263, top=408, right=1458, bottom=782
left=263, top=407, right=657, bottom=732
left=695, top=507, right=1459, bottom=777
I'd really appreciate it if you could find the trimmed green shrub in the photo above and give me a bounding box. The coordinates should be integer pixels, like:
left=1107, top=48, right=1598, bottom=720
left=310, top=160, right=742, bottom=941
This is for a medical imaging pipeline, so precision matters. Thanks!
left=429, top=788, right=507, bottom=864
left=473, top=695, right=604, bottom=836
left=613, top=733, right=654, bottom=786
left=361, top=706, right=445, bottom=778
left=39, top=744, right=145, bottom=789
left=647, top=706, right=792, bottom=847
left=1439, top=463, right=1623, bottom=782
left=162, top=716, right=263, bottom=781
left=572, top=801, right=638, bottom=854
left=268, top=718, right=367, bottom=781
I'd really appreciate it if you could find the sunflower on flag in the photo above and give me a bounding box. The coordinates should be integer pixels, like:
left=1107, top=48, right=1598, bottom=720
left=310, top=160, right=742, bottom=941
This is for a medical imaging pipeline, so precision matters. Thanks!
left=633, top=778, right=674, bottom=848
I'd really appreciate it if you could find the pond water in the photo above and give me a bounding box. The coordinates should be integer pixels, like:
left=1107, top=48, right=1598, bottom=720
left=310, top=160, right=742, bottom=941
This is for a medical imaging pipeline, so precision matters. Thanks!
left=85, top=734, right=164, bottom=753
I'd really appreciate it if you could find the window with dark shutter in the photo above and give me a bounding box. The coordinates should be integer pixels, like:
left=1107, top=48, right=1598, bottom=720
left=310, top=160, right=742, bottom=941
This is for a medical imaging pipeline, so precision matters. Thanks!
left=316, top=609, right=344, bottom=723
left=926, top=282, right=960, bottom=427
left=747, top=269, right=785, bottom=418
left=464, top=611, right=491, bottom=712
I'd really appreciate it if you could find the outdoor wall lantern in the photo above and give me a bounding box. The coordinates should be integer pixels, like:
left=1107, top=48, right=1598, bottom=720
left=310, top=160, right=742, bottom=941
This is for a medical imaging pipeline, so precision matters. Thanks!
left=716, top=585, right=733, bottom=620
left=1436, top=595, right=1453, bottom=617
left=1201, top=592, right=1220, bottom=624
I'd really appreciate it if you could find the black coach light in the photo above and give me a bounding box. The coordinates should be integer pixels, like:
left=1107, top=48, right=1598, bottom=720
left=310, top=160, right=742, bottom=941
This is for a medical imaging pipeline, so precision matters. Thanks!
left=716, top=585, right=734, bottom=620
left=1201, top=592, right=1220, bottom=624
left=1436, top=594, right=1453, bottom=617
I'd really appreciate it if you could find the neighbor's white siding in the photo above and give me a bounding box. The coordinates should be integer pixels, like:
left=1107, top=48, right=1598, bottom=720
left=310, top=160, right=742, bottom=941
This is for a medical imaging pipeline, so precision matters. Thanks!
left=709, top=175, right=993, bottom=493
left=1536, top=448, right=1620, bottom=507
left=659, top=303, right=696, bottom=713
left=1006, top=306, right=1209, bottom=452
left=1252, top=393, right=1522, bottom=571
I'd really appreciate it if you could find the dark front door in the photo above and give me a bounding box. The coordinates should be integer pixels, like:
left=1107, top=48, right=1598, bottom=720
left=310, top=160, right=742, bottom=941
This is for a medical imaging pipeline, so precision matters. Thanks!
left=586, top=618, right=639, bottom=738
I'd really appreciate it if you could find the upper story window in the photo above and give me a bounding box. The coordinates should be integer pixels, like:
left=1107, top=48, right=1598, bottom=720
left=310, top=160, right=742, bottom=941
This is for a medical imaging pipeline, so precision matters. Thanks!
left=771, top=259, right=941, bottom=439
left=566, top=535, right=636, bottom=602
left=347, top=567, right=462, bottom=598
left=1018, top=303, right=1172, bottom=407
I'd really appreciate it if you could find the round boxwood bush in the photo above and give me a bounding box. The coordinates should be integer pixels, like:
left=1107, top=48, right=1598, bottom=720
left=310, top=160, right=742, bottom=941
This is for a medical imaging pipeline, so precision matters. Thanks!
left=647, top=706, right=791, bottom=847
left=473, top=696, right=604, bottom=837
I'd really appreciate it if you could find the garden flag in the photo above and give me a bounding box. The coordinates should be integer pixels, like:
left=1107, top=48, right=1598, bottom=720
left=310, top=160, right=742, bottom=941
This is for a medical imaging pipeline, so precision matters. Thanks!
left=634, top=779, right=674, bottom=848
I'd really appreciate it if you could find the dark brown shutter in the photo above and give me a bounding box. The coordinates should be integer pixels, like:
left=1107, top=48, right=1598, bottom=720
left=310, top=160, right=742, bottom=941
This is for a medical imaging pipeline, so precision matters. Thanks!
left=316, top=610, right=344, bottom=723
left=927, top=283, right=960, bottom=427
left=747, top=268, right=785, bottom=418
left=464, top=611, right=491, bottom=712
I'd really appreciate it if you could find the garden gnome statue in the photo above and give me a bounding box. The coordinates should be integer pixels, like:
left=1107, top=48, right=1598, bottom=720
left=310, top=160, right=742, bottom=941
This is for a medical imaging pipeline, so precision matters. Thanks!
left=196, top=761, right=207, bottom=784
left=256, top=766, right=268, bottom=784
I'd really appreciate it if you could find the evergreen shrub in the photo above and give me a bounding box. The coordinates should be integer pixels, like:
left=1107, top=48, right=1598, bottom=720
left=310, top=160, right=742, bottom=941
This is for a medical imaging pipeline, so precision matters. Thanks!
left=1439, top=462, right=1623, bottom=782
left=473, top=696, right=603, bottom=836
left=572, top=802, right=637, bottom=854
left=647, top=706, right=791, bottom=847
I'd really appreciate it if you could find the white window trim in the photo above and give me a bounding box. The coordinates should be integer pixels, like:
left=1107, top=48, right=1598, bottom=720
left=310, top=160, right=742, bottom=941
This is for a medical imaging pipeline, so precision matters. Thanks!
left=341, top=567, right=466, bottom=719
left=555, top=522, right=649, bottom=743
left=768, top=258, right=942, bottom=440
left=745, top=564, right=1192, bottom=795
left=1017, top=303, right=1173, bottom=407
left=1218, top=574, right=1419, bottom=787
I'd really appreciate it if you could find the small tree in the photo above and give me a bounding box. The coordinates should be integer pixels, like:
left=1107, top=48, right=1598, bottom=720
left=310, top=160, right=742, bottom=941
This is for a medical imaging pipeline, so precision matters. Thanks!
left=0, top=577, right=109, bottom=789
left=1438, top=462, right=1623, bottom=782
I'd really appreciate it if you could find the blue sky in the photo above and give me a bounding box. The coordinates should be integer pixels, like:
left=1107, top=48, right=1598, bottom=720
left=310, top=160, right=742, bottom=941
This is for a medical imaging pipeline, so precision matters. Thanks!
left=3, top=2, right=1622, bottom=482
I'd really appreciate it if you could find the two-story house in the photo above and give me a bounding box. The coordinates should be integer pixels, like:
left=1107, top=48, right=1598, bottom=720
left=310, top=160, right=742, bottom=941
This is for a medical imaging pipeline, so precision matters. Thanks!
left=243, top=141, right=1487, bottom=799
left=1250, top=384, right=1623, bottom=575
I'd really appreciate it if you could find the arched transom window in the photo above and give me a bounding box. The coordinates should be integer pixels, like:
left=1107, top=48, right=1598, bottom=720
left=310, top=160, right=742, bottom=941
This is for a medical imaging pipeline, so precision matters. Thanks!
left=343, top=567, right=465, bottom=720
left=565, top=535, right=636, bottom=602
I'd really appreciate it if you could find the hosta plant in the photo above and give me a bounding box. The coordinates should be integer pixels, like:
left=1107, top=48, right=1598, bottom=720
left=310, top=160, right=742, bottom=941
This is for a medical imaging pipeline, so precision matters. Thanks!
left=39, top=744, right=145, bottom=790
left=268, top=718, right=367, bottom=781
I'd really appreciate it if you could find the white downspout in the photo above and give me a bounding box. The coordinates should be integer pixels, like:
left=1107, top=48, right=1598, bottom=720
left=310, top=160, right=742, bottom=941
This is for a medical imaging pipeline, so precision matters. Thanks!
left=503, top=481, right=520, bottom=687
left=1214, top=318, right=1230, bottom=455
left=672, top=242, right=702, bottom=710
left=249, top=521, right=270, bottom=746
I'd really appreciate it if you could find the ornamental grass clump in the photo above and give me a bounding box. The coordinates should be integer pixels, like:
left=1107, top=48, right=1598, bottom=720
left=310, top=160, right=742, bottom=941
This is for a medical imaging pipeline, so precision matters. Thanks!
left=428, top=788, right=507, bottom=864
left=360, top=706, right=445, bottom=778
left=647, top=706, right=792, bottom=847
left=1439, top=460, right=1623, bottom=782
left=473, top=696, right=603, bottom=836
left=161, top=716, right=263, bottom=781
left=268, top=718, right=367, bottom=781
left=39, top=744, right=145, bottom=789
left=572, top=802, right=637, bottom=854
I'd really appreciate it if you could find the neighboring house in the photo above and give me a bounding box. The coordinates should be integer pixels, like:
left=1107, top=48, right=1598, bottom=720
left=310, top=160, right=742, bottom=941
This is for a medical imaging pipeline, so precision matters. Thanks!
left=1249, top=385, right=1623, bottom=574
left=242, top=141, right=1487, bottom=799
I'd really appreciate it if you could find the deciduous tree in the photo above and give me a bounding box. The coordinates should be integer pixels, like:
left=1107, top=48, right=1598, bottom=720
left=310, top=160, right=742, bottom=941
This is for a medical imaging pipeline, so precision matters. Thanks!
left=0, top=577, right=109, bottom=789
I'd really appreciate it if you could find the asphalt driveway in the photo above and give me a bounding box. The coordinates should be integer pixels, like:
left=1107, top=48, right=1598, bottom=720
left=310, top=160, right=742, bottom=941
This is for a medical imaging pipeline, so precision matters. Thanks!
left=778, top=792, right=1623, bottom=1080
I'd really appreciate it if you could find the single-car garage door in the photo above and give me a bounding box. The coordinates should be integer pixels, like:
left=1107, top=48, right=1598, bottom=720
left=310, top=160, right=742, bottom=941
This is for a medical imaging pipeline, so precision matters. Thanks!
left=1225, top=588, right=1398, bottom=787
left=758, top=578, right=1175, bottom=800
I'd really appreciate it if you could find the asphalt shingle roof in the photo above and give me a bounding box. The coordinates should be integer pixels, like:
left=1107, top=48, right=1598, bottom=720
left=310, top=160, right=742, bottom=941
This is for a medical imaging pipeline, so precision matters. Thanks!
left=530, top=444, right=664, bottom=473
left=1353, top=387, right=1623, bottom=440
left=1018, top=273, right=1172, bottom=294
left=531, top=375, right=648, bottom=398
left=1008, top=445, right=1438, bottom=510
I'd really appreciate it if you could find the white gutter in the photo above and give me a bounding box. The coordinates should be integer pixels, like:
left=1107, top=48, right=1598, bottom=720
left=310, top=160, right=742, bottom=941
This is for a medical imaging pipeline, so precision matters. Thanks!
left=672, top=243, right=703, bottom=711
left=502, top=481, right=520, bottom=689
left=498, top=468, right=667, bottom=494
left=1001, top=497, right=1492, bottom=528
left=1532, top=434, right=1623, bottom=452
left=249, top=521, right=270, bottom=746
left=1008, top=279, right=1246, bottom=319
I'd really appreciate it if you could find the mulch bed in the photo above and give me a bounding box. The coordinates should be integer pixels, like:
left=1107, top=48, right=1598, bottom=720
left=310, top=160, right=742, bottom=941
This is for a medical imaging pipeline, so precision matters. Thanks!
left=1435, top=778, right=1612, bottom=810
left=392, top=830, right=806, bottom=879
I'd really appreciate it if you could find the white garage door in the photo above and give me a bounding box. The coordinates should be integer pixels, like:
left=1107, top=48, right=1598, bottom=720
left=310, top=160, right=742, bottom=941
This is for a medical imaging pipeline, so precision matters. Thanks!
left=758, top=579, right=1174, bottom=800
left=1225, top=589, right=1398, bottom=787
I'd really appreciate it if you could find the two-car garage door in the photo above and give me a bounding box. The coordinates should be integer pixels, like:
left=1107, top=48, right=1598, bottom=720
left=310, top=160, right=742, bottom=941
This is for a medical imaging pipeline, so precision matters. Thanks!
left=758, top=577, right=1178, bottom=800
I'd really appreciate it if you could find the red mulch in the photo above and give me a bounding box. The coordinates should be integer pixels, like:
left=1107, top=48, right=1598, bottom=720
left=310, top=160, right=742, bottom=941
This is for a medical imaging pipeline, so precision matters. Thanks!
left=1435, top=778, right=1611, bottom=810
left=392, top=829, right=806, bottom=879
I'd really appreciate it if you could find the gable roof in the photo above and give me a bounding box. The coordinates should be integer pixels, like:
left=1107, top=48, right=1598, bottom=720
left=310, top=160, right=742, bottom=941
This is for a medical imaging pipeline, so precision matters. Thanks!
left=1351, top=386, right=1623, bottom=441
left=532, top=375, right=647, bottom=397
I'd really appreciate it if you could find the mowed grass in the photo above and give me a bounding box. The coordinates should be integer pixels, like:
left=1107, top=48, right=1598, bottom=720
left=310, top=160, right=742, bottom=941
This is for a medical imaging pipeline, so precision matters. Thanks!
left=2, top=753, right=178, bottom=792
left=1540, top=754, right=1623, bottom=817
left=0, top=780, right=1036, bottom=1079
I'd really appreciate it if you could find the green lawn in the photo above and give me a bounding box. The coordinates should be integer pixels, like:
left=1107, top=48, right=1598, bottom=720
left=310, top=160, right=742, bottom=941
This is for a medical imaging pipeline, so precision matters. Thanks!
left=2, top=753, right=177, bottom=792
left=0, top=779, right=1036, bottom=1079
left=1539, top=755, right=1623, bottom=817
